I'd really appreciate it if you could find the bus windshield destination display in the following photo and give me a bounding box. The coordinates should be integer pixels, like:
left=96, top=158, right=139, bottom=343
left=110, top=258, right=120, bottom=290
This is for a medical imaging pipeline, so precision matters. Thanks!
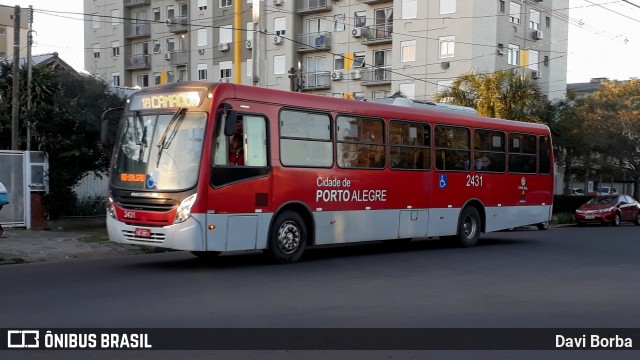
left=129, top=91, right=203, bottom=111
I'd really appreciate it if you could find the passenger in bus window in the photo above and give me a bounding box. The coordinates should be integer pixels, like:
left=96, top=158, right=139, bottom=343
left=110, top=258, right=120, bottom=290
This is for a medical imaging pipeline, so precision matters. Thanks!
left=229, top=134, right=244, bottom=166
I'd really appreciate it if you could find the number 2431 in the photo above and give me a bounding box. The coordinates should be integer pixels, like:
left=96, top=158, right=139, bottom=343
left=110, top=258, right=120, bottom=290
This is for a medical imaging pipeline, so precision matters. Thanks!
left=466, top=175, right=483, bottom=187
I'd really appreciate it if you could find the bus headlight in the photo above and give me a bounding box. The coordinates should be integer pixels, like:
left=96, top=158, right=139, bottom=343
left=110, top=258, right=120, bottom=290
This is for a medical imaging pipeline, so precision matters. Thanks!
left=106, top=196, right=116, bottom=219
left=175, top=193, right=197, bottom=224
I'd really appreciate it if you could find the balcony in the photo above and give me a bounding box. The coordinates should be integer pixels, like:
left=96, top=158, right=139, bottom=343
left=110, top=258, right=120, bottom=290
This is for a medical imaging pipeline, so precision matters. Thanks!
left=302, top=71, right=331, bottom=91
left=362, top=24, right=392, bottom=45
left=124, top=22, right=151, bottom=39
left=167, top=16, right=189, bottom=33
left=169, top=50, right=189, bottom=66
left=362, top=0, right=393, bottom=4
left=125, top=54, right=151, bottom=70
left=124, top=0, right=151, bottom=7
left=297, top=0, right=332, bottom=15
left=296, top=32, right=331, bottom=53
left=361, top=66, right=392, bottom=86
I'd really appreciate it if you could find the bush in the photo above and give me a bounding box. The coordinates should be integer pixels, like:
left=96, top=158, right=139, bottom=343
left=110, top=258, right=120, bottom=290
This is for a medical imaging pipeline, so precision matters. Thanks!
left=557, top=212, right=574, bottom=224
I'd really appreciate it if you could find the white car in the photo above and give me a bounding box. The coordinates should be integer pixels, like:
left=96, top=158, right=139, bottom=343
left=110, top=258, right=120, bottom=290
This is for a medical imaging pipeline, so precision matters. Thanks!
left=597, top=187, right=618, bottom=195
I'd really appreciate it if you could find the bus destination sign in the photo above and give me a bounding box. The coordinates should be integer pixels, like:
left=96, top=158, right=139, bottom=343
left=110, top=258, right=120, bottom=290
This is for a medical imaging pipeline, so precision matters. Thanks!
left=129, top=91, right=203, bottom=111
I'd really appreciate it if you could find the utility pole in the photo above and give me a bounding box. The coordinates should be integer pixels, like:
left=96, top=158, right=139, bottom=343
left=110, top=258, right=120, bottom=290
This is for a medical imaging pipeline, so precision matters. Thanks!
left=11, top=5, right=20, bottom=150
left=27, top=6, right=33, bottom=151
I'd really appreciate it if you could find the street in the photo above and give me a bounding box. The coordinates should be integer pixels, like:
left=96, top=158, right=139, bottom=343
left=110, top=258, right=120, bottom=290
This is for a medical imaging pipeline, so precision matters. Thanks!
left=1, top=225, right=640, bottom=358
left=2, top=225, right=639, bottom=328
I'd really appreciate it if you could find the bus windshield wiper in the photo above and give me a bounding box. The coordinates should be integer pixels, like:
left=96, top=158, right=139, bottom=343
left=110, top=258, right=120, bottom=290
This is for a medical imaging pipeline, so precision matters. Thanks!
left=156, top=108, right=186, bottom=167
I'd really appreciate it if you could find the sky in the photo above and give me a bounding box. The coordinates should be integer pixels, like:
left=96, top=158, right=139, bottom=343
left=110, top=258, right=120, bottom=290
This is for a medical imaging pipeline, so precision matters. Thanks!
left=4, top=0, right=640, bottom=85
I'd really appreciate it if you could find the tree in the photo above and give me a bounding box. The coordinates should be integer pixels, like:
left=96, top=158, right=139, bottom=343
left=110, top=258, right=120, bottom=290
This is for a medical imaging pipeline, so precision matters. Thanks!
left=434, top=70, right=545, bottom=122
left=577, top=79, right=640, bottom=198
left=0, top=62, right=125, bottom=217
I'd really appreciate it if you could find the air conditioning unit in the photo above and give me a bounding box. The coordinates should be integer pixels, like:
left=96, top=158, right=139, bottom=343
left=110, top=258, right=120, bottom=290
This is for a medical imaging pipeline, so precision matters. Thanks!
left=351, top=70, right=361, bottom=80
left=511, top=68, right=519, bottom=75
left=533, top=30, right=544, bottom=40
left=164, top=52, right=171, bottom=60
left=165, top=19, right=172, bottom=25
left=273, top=35, right=284, bottom=45
left=331, top=71, right=343, bottom=80
left=441, top=61, right=450, bottom=69
left=273, top=0, right=284, bottom=5
left=198, top=49, right=205, bottom=55
left=218, top=78, right=231, bottom=83
left=246, top=40, right=252, bottom=49
left=497, top=47, right=505, bottom=55
left=352, top=27, right=363, bottom=38
left=531, top=70, right=541, bottom=79
left=218, top=43, right=229, bottom=51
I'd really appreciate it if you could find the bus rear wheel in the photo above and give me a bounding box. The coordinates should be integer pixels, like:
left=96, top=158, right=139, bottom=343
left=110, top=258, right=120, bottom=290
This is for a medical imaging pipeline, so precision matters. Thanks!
left=455, top=207, right=481, bottom=247
left=268, top=211, right=307, bottom=264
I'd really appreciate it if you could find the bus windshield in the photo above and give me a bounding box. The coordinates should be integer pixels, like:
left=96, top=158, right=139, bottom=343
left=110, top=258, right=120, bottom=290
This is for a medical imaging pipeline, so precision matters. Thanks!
left=111, top=111, right=207, bottom=191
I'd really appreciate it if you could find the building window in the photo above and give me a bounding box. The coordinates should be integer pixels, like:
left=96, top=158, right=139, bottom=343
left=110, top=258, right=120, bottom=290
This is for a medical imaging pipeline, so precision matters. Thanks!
left=545, top=16, right=550, bottom=28
left=354, top=11, right=366, bottom=28
left=437, top=80, right=453, bottom=94
left=399, top=83, right=415, bottom=99
left=528, top=50, right=539, bottom=71
left=400, top=40, right=416, bottom=62
left=154, top=72, right=161, bottom=85
left=197, top=64, right=208, bottom=80
left=439, top=36, right=455, bottom=58
left=333, top=14, right=345, bottom=31
left=372, top=90, right=390, bottom=99
left=198, top=0, right=208, bottom=11
left=111, top=41, right=120, bottom=57
left=92, top=14, right=100, bottom=29
left=197, top=28, right=207, bottom=46
left=529, top=9, right=540, bottom=30
left=440, top=0, right=456, bottom=15
left=166, top=38, right=175, bottom=52
left=166, top=5, right=175, bottom=20
left=167, top=71, right=175, bottom=83
left=111, top=73, right=120, bottom=87
left=92, top=43, right=100, bottom=59
left=543, top=56, right=549, bottom=67
left=153, top=39, right=161, bottom=54
left=219, top=61, right=232, bottom=80
left=274, top=17, right=286, bottom=36
left=135, top=74, right=149, bottom=88
left=509, top=2, right=521, bottom=24
left=402, top=0, right=417, bottom=19
left=274, top=55, right=286, bottom=75
left=499, top=0, right=505, bottom=13
left=153, top=8, right=160, bottom=21
left=220, top=25, right=232, bottom=44
left=220, top=0, right=232, bottom=8
left=508, top=44, right=520, bottom=65
left=334, top=54, right=344, bottom=70
left=111, top=10, right=119, bottom=26
left=353, top=52, right=365, bottom=68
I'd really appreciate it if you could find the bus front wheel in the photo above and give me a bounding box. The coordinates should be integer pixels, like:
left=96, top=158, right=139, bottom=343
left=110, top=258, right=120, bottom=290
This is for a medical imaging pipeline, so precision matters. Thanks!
left=455, top=207, right=481, bottom=247
left=268, top=211, right=307, bottom=264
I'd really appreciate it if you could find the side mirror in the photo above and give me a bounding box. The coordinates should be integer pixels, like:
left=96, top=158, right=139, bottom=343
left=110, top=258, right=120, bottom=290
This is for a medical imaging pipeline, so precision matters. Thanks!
left=222, top=105, right=238, bottom=137
left=101, top=107, right=123, bottom=147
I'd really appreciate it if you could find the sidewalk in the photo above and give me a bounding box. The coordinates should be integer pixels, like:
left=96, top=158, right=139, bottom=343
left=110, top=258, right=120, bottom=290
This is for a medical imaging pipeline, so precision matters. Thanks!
left=0, top=218, right=144, bottom=265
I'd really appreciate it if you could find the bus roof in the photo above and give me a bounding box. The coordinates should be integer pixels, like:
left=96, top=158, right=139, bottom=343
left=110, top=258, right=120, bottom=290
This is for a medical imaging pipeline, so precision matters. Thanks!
left=138, top=82, right=551, bottom=135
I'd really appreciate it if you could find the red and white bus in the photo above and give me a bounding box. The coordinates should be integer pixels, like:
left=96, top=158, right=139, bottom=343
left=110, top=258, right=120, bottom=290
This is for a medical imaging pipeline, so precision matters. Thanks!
left=104, top=82, right=553, bottom=263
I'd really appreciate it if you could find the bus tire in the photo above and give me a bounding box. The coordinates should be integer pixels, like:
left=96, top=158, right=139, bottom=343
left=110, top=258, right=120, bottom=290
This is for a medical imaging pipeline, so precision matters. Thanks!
left=536, top=221, right=550, bottom=230
left=455, top=206, right=481, bottom=247
left=268, top=210, right=307, bottom=264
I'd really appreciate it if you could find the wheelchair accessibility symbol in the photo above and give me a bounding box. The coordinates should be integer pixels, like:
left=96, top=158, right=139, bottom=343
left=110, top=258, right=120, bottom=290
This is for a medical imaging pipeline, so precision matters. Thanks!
left=439, top=174, right=448, bottom=189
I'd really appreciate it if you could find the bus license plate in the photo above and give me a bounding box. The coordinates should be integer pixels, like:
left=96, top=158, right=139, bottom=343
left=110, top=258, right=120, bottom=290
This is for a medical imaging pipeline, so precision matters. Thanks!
left=134, top=228, right=151, bottom=238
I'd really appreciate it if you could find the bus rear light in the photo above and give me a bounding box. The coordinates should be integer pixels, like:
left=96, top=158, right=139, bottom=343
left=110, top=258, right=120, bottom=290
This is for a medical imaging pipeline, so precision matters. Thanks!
left=175, top=194, right=197, bottom=224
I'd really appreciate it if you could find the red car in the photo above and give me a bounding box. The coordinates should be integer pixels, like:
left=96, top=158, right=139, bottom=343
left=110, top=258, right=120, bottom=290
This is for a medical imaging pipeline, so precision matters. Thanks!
left=575, top=195, right=640, bottom=226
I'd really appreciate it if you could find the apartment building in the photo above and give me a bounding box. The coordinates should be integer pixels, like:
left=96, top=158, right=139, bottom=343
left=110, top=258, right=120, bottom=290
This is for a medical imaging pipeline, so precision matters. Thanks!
left=84, top=0, right=568, bottom=100
left=0, top=5, right=30, bottom=61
